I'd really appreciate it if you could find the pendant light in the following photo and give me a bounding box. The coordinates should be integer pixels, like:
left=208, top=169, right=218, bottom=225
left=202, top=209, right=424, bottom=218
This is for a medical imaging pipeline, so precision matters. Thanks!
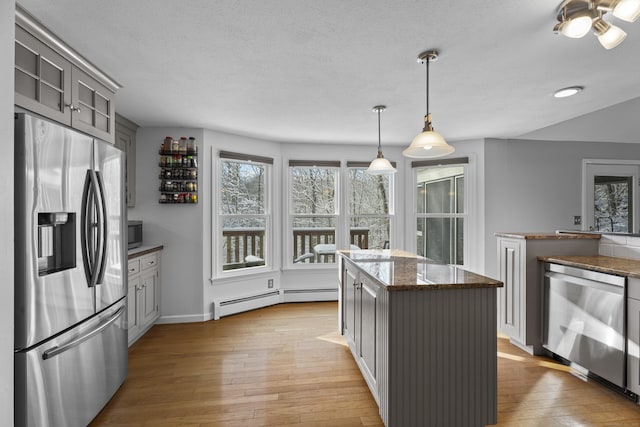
left=366, top=105, right=397, bottom=175
left=402, top=50, right=455, bottom=159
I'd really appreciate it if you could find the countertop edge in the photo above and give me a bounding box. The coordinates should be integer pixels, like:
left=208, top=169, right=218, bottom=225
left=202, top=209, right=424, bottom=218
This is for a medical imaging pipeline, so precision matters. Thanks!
left=339, top=251, right=503, bottom=291
left=496, top=232, right=601, bottom=240
left=128, top=244, right=164, bottom=259
left=538, top=255, right=640, bottom=278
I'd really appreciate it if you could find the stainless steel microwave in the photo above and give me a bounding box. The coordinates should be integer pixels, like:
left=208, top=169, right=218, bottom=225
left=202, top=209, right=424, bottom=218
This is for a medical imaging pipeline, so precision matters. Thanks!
left=127, top=220, right=143, bottom=249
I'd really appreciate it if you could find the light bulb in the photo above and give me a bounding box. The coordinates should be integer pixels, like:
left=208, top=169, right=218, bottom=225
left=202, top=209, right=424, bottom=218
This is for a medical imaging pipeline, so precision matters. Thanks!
left=593, top=18, right=627, bottom=49
left=559, top=15, right=593, bottom=38
left=612, top=0, right=640, bottom=22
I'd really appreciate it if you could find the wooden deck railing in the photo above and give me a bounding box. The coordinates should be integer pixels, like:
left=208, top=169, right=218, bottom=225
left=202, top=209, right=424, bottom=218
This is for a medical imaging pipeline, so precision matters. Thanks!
left=222, top=227, right=369, bottom=267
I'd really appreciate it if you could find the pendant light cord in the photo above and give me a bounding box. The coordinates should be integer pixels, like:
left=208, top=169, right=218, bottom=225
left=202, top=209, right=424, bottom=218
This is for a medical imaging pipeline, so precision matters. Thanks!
left=425, top=56, right=430, bottom=116
left=377, top=108, right=382, bottom=151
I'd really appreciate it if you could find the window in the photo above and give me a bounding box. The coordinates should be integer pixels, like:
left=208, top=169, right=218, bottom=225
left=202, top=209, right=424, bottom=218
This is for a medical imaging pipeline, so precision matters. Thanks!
left=414, top=158, right=467, bottom=265
left=219, top=151, right=272, bottom=271
left=289, top=161, right=340, bottom=264
left=348, top=163, right=394, bottom=250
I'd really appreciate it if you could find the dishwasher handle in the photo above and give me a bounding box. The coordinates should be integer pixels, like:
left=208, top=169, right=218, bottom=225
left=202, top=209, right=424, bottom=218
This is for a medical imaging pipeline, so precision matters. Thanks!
left=545, top=271, right=625, bottom=296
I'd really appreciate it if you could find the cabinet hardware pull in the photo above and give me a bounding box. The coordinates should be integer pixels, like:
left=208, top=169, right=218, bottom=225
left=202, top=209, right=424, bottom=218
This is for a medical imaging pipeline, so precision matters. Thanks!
left=65, top=103, right=81, bottom=112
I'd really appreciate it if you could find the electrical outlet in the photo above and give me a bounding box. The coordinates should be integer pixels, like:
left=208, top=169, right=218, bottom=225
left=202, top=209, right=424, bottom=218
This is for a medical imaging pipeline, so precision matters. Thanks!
left=574, top=215, right=582, bottom=225
left=268, top=279, right=274, bottom=288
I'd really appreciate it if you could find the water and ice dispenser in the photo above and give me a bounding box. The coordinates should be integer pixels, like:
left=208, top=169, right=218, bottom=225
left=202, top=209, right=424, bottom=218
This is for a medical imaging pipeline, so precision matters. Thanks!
left=37, top=212, right=76, bottom=276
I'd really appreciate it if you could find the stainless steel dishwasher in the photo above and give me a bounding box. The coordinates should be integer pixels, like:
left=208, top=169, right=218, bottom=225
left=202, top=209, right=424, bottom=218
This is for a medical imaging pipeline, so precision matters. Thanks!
left=543, top=262, right=626, bottom=388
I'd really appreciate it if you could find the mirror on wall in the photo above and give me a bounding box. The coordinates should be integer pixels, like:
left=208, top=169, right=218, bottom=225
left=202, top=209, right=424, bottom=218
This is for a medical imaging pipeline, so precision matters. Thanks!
left=582, top=161, right=640, bottom=234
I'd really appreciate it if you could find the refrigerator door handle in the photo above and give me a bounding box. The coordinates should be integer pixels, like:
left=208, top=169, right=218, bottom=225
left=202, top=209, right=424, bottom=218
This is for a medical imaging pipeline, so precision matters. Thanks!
left=81, top=170, right=107, bottom=287
left=94, top=170, right=108, bottom=285
left=42, top=306, right=125, bottom=360
left=81, top=170, right=96, bottom=286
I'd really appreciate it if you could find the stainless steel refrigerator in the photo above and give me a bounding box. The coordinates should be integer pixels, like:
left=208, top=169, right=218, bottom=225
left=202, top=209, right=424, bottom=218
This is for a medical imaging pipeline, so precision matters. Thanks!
left=14, top=113, right=128, bottom=426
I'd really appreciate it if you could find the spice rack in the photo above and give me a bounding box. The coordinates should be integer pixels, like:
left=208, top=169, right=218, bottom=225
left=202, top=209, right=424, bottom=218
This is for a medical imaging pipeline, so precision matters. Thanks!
left=159, top=136, right=198, bottom=204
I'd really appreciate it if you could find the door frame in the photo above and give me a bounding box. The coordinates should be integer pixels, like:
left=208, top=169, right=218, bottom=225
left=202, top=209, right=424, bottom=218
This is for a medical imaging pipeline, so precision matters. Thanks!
left=581, top=159, right=640, bottom=233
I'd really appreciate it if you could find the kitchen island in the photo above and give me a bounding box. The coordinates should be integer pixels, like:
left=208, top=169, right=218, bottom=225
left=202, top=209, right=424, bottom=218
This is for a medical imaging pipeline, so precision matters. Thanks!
left=338, top=249, right=503, bottom=427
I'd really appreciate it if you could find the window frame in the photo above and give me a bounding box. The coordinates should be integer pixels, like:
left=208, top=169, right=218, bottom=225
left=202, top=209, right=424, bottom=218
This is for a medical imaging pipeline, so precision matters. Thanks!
left=286, top=161, right=341, bottom=268
left=346, top=164, right=395, bottom=251
left=216, top=151, right=273, bottom=276
left=413, top=158, right=469, bottom=267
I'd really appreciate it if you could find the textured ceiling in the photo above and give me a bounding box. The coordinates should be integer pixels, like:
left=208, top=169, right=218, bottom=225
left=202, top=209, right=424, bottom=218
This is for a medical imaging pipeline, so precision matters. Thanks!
left=15, top=0, right=640, bottom=145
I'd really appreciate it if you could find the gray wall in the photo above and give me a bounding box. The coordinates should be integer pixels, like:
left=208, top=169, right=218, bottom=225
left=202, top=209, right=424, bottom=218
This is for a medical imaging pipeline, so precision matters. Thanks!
left=484, top=137, right=640, bottom=278
left=1, top=1, right=14, bottom=423
left=128, top=127, right=206, bottom=322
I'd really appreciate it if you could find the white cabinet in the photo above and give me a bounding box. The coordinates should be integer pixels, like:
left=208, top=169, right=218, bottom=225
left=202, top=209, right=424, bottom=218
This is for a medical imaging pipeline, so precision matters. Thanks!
left=498, top=238, right=523, bottom=343
left=496, top=234, right=599, bottom=355
left=127, top=249, right=161, bottom=346
left=342, top=263, right=379, bottom=390
left=628, top=278, right=640, bottom=396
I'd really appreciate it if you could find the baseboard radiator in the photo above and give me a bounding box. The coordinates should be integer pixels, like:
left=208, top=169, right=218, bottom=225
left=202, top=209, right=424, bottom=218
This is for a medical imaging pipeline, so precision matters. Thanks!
left=282, top=288, right=337, bottom=302
left=212, top=290, right=281, bottom=320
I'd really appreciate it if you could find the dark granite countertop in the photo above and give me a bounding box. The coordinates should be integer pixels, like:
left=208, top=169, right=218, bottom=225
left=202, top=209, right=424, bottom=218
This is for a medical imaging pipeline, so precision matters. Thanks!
left=128, top=244, right=164, bottom=260
left=495, top=232, right=601, bottom=240
left=338, top=249, right=502, bottom=291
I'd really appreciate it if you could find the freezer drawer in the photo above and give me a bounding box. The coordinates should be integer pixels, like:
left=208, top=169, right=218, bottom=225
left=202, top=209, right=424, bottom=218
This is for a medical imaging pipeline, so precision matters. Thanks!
left=15, top=300, right=127, bottom=427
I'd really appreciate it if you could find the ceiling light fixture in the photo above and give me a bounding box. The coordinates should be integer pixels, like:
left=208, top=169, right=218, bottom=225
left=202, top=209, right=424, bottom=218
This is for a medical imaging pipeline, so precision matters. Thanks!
left=553, top=86, right=584, bottom=97
left=554, top=0, right=636, bottom=48
left=402, top=50, right=455, bottom=159
left=366, top=105, right=397, bottom=175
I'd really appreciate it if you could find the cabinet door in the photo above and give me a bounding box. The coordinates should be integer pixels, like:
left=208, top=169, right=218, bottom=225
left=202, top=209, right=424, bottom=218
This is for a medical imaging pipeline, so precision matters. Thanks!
left=127, top=276, right=141, bottom=345
left=140, top=270, right=159, bottom=326
left=115, top=129, right=136, bottom=207
left=498, top=238, right=523, bottom=341
left=360, top=277, right=377, bottom=381
left=344, top=267, right=358, bottom=346
left=628, top=298, right=640, bottom=395
left=15, top=25, right=72, bottom=125
left=71, top=67, right=115, bottom=143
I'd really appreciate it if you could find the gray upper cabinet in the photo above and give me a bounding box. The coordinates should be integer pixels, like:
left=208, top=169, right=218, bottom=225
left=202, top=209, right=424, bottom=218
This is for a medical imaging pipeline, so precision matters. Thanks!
left=14, top=25, right=72, bottom=125
left=70, top=67, right=115, bottom=143
left=14, top=5, right=120, bottom=143
left=115, top=114, right=138, bottom=207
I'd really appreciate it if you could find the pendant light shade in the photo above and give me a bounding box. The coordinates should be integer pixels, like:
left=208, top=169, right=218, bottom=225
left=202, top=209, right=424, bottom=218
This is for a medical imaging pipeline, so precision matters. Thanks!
left=403, top=50, right=455, bottom=159
left=366, top=105, right=397, bottom=175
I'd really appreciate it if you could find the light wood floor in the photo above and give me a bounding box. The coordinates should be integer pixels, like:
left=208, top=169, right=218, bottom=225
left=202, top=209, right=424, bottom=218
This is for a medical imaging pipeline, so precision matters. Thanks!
left=91, top=302, right=640, bottom=427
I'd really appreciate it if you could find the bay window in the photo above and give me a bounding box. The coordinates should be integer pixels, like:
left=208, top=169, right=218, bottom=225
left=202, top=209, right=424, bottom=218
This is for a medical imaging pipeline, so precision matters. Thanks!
left=219, top=151, right=272, bottom=272
left=289, top=161, right=340, bottom=264
left=347, top=162, right=394, bottom=250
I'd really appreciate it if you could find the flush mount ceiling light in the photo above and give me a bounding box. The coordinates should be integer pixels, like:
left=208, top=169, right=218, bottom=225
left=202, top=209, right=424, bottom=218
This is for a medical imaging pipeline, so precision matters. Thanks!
left=366, top=105, right=397, bottom=175
left=554, top=0, right=637, bottom=49
left=402, top=50, right=455, bottom=159
left=553, top=86, right=584, bottom=97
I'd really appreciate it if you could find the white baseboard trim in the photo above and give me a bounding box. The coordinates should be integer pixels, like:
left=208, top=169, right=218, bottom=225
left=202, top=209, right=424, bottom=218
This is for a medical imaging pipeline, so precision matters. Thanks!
left=156, top=313, right=209, bottom=324
left=282, top=288, right=338, bottom=302
left=158, top=288, right=340, bottom=324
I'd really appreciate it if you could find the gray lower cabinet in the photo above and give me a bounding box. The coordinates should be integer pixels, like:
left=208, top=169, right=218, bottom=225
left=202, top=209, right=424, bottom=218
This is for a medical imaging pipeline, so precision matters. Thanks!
left=14, top=7, right=118, bottom=143
left=115, top=114, right=138, bottom=207
left=628, top=278, right=640, bottom=395
left=127, top=250, right=161, bottom=346
left=340, top=258, right=497, bottom=427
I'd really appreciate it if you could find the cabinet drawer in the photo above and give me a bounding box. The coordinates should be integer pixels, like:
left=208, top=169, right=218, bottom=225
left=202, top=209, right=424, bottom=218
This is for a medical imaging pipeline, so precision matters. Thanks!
left=140, top=253, right=159, bottom=271
left=127, top=259, right=140, bottom=276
